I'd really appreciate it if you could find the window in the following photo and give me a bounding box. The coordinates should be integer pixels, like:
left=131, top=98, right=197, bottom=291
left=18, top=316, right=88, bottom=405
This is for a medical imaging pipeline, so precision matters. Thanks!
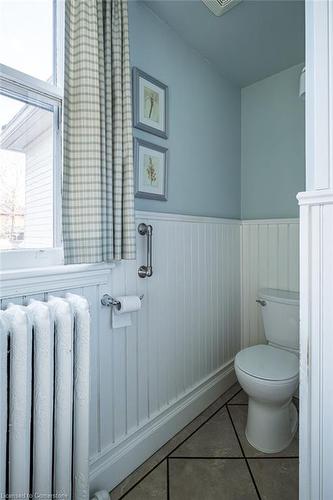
left=0, top=0, right=54, bottom=82
left=0, top=95, right=54, bottom=250
left=0, top=0, right=64, bottom=267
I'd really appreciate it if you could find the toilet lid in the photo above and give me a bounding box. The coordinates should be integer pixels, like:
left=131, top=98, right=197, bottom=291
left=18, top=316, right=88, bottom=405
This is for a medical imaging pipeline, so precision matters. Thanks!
left=235, top=345, right=299, bottom=381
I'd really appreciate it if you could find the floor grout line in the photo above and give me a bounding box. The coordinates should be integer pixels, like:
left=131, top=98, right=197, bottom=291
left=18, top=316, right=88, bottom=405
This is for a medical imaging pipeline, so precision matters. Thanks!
left=167, top=457, right=170, bottom=500
left=117, top=460, right=166, bottom=500
left=226, top=404, right=262, bottom=500
left=169, top=456, right=247, bottom=460
left=247, top=456, right=299, bottom=460
left=169, top=455, right=299, bottom=460
left=227, top=403, right=248, bottom=405
left=167, top=388, right=243, bottom=457
left=116, top=386, right=242, bottom=499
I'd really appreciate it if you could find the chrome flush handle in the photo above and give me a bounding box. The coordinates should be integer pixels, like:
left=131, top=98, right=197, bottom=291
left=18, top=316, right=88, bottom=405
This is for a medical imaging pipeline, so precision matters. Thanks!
left=256, top=299, right=267, bottom=306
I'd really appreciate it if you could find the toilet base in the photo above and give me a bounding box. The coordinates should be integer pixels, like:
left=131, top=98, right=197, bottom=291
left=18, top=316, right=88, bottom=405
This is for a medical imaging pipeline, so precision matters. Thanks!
left=245, top=398, right=298, bottom=454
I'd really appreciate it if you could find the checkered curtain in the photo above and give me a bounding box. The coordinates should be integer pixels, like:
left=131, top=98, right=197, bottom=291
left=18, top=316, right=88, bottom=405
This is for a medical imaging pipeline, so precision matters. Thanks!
left=63, top=0, right=136, bottom=263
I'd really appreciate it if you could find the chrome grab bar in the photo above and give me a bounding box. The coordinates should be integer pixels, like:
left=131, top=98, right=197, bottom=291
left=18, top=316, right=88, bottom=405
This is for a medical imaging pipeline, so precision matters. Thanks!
left=138, top=223, right=153, bottom=278
left=256, top=299, right=266, bottom=306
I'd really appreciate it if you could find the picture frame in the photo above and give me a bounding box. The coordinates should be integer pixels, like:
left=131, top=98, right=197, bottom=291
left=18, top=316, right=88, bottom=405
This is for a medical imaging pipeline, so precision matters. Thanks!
left=134, top=138, right=168, bottom=201
left=132, top=67, right=169, bottom=139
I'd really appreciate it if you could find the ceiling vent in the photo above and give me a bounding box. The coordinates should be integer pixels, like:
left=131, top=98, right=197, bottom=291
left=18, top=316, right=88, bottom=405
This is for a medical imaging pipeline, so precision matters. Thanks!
left=202, top=0, right=243, bottom=16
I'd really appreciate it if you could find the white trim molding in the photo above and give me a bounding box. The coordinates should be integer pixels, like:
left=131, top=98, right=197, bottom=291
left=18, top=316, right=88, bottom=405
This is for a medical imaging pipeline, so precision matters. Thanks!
left=298, top=191, right=333, bottom=500
left=305, top=0, right=333, bottom=190
left=299, top=0, right=333, bottom=497
left=0, top=263, right=112, bottom=299
left=0, top=247, right=64, bottom=272
left=136, top=210, right=241, bottom=225
left=297, top=189, right=333, bottom=206
left=89, top=360, right=236, bottom=494
left=241, top=218, right=299, bottom=225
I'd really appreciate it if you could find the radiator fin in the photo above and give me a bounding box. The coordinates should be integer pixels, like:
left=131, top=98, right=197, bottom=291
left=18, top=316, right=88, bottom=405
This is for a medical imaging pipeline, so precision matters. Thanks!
left=6, top=305, right=32, bottom=494
left=0, top=315, right=8, bottom=492
left=28, top=300, right=54, bottom=495
left=49, top=296, right=74, bottom=497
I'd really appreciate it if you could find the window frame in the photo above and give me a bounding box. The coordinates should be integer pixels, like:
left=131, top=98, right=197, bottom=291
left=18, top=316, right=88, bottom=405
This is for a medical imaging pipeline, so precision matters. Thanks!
left=0, top=0, right=64, bottom=270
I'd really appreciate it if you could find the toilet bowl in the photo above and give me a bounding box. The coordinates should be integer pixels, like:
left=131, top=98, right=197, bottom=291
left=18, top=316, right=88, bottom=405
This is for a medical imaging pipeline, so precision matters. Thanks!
left=235, top=289, right=299, bottom=453
left=235, top=344, right=299, bottom=453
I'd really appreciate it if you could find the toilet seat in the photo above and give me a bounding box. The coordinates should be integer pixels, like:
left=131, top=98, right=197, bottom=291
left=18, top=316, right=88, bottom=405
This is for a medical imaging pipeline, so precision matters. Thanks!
left=235, top=344, right=299, bottom=382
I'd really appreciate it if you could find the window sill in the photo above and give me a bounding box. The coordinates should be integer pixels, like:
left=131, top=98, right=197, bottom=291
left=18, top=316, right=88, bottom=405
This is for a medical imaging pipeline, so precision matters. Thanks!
left=0, top=247, right=64, bottom=271
left=0, top=262, right=115, bottom=299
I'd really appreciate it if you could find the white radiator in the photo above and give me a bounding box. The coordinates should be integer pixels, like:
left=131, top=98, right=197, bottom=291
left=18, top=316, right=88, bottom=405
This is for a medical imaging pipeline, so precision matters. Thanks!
left=0, top=293, right=90, bottom=500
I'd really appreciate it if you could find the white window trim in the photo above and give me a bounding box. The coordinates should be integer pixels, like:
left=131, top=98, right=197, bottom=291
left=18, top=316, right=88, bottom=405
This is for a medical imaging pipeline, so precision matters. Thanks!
left=0, top=0, right=64, bottom=270
left=0, top=263, right=114, bottom=300
left=0, top=247, right=64, bottom=272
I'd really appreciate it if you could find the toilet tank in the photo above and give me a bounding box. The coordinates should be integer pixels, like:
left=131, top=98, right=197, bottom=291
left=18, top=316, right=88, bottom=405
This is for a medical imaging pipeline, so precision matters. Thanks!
left=257, top=288, right=299, bottom=351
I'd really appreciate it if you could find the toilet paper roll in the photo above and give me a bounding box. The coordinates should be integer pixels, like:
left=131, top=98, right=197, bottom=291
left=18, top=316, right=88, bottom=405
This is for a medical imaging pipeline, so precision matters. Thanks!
left=115, top=295, right=141, bottom=315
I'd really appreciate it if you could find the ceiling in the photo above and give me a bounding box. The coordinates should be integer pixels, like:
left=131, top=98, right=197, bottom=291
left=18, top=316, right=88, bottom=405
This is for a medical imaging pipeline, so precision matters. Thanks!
left=144, top=0, right=305, bottom=87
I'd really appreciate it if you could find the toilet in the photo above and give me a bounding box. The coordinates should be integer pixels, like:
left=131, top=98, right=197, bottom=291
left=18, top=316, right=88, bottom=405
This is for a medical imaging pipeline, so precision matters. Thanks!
left=235, top=288, right=299, bottom=453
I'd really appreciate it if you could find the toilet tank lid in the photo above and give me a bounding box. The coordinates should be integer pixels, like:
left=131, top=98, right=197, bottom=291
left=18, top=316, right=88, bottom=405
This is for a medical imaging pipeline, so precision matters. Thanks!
left=258, top=288, right=299, bottom=306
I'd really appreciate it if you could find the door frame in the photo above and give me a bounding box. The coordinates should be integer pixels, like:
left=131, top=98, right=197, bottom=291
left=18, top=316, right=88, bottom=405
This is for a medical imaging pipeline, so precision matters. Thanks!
left=298, top=1, right=333, bottom=498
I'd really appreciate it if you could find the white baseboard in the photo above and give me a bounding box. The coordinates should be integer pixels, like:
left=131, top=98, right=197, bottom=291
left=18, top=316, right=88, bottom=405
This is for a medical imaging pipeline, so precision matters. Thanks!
left=89, top=359, right=236, bottom=494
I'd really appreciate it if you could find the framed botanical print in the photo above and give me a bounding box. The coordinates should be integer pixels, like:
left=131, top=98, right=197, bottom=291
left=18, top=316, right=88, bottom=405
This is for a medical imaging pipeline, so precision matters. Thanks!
left=134, top=138, right=168, bottom=201
left=132, top=67, right=168, bottom=139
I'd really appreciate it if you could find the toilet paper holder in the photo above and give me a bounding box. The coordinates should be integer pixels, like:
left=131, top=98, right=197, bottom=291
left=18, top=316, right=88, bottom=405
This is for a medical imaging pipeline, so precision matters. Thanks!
left=101, top=294, right=144, bottom=310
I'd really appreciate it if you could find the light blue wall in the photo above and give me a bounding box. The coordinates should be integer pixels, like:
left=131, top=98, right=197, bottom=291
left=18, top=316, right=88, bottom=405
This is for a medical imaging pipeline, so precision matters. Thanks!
left=241, top=64, right=305, bottom=219
left=128, top=1, right=241, bottom=218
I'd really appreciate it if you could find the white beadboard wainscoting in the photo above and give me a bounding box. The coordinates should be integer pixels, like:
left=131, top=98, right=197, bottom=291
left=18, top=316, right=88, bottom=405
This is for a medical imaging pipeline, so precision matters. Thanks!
left=0, top=212, right=300, bottom=494
left=0, top=212, right=241, bottom=494
left=90, top=211, right=241, bottom=492
left=241, top=218, right=299, bottom=348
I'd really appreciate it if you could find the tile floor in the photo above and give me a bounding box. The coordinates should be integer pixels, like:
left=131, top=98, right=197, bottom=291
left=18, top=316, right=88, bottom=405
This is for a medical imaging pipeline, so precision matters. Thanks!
left=110, top=384, right=299, bottom=500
